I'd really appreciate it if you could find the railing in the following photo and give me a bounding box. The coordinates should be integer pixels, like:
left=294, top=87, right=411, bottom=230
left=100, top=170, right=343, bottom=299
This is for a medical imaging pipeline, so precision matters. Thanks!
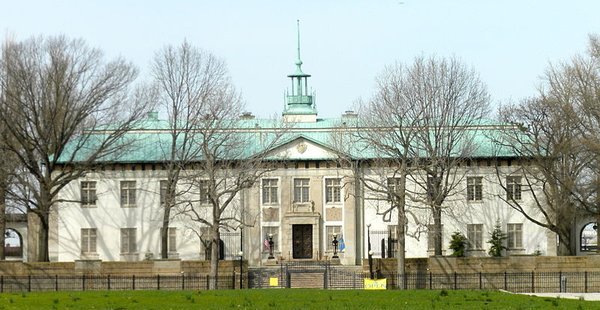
left=1, top=271, right=599, bottom=292
left=0, top=274, right=246, bottom=293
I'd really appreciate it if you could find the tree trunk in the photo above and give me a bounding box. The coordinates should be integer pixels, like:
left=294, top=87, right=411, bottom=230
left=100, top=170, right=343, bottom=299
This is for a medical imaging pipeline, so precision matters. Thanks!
left=0, top=189, right=5, bottom=260
left=396, top=173, right=407, bottom=290
left=36, top=212, right=50, bottom=262
left=160, top=205, right=171, bottom=259
left=557, top=230, right=574, bottom=256
left=209, top=224, right=220, bottom=290
left=433, top=206, right=443, bottom=256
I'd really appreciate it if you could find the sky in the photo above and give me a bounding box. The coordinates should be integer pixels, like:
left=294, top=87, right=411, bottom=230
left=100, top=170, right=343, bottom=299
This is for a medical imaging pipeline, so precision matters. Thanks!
left=0, top=0, right=599, bottom=118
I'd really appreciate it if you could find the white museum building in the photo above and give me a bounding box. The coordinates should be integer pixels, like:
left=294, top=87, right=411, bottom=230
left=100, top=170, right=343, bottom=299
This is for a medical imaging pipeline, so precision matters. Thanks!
left=47, top=45, right=571, bottom=267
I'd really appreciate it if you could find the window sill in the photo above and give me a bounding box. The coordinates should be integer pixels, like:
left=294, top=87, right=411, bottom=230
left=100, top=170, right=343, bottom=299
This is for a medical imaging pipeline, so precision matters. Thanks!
left=121, top=205, right=137, bottom=208
left=80, top=253, right=99, bottom=260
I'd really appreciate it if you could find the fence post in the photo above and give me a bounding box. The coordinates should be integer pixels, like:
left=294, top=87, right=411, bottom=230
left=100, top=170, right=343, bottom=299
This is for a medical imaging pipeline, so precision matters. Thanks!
left=531, top=271, right=535, bottom=293
left=206, top=275, right=209, bottom=290
left=28, top=275, right=31, bottom=292
left=454, top=272, right=457, bottom=290
left=132, top=274, right=136, bottom=290
left=82, top=274, right=85, bottom=291
left=429, top=272, right=432, bottom=290
left=1, top=275, right=3, bottom=293
left=157, top=274, right=161, bottom=290
left=55, top=275, right=58, bottom=291
left=182, top=274, right=185, bottom=290
left=585, top=271, right=588, bottom=293
left=479, top=272, right=482, bottom=290
left=108, top=275, right=111, bottom=291
left=232, top=271, right=236, bottom=289
left=504, top=272, right=507, bottom=291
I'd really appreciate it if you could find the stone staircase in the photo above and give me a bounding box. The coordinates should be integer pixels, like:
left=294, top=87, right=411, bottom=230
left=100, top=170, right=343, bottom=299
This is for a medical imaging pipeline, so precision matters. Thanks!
left=248, top=263, right=365, bottom=289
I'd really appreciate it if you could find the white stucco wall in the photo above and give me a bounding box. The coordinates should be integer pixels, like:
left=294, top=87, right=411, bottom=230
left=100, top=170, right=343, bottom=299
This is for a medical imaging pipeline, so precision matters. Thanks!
left=362, top=163, right=551, bottom=258
left=54, top=168, right=242, bottom=262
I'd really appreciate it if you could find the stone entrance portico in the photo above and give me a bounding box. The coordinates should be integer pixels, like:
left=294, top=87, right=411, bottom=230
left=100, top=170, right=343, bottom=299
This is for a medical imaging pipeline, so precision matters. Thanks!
left=282, top=204, right=321, bottom=260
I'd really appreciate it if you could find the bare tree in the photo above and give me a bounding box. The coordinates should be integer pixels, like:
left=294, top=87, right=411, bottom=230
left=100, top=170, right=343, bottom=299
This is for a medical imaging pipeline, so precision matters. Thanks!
left=497, top=98, right=591, bottom=255
left=333, top=63, right=424, bottom=289
left=151, top=41, right=228, bottom=259
left=496, top=34, right=600, bottom=255
left=168, top=61, right=286, bottom=289
left=333, top=56, right=489, bottom=285
left=0, top=35, right=151, bottom=261
left=402, top=56, right=490, bottom=256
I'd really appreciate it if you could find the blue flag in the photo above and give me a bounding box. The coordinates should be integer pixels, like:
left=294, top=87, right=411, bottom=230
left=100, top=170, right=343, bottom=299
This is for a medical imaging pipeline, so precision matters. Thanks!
left=339, top=237, right=346, bottom=252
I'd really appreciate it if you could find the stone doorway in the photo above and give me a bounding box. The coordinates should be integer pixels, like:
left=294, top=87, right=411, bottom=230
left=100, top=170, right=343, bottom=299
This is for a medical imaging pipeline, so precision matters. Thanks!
left=292, top=224, right=313, bottom=259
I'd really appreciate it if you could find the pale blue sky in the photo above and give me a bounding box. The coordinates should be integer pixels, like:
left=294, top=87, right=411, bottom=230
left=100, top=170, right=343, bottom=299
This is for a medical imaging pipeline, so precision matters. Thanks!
left=1, top=0, right=599, bottom=118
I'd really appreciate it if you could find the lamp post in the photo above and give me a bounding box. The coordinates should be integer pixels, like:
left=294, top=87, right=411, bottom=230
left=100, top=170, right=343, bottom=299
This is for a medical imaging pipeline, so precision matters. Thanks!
left=367, top=224, right=373, bottom=279
left=332, top=233, right=339, bottom=259
left=239, top=226, right=243, bottom=289
left=268, top=233, right=275, bottom=259
left=238, top=250, right=243, bottom=289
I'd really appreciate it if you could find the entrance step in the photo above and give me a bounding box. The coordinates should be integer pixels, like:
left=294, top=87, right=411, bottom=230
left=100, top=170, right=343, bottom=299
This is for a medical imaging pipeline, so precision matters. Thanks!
left=289, top=272, right=324, bottom=288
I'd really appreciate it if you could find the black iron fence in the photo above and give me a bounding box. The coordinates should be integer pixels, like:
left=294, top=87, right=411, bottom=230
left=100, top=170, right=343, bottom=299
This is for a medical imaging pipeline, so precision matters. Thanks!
left=0, top=274, right=246, bottom=293
left=2, top=270, right=600, bottom=292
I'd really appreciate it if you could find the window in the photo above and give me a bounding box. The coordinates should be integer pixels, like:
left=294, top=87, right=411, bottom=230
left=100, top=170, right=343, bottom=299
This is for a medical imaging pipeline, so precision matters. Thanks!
left=262, top=179, right=279, bottom=204
left=80, top=181, right=97, bottom=207
left=162, top=227, right=177, bottom=253
left=81, top=228, right=97, bottom=254
left=262, top=226, right=279, bottom=252
left=120, top=228, right=137, bottom=253
left=326, top=225, right=343, bottom=252
left=199, top=180, right=210, bottom=204
left=427, top=224, right=443, bottom=251
left=467, top=177, right=483, bottom=201
left=387, top=178, right=402, bottom=203
left=120, top=181, right=136, bottom=207
left=507, top=223, right=523, bottom=249
left=293, top=178, right=310, bottom=203
left=506, top=176, right=522, bottom=200
left=467, top=224, right=483, bottom=249
left=160, top=180, right=168, bottom=205
left=325, top=178, right=341, bottom=203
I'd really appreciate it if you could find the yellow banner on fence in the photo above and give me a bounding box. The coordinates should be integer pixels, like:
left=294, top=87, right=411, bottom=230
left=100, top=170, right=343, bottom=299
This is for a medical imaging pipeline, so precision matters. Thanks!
left=269, top=277, right=279, bottom=287
left=364, top=278, right=387, bottom=290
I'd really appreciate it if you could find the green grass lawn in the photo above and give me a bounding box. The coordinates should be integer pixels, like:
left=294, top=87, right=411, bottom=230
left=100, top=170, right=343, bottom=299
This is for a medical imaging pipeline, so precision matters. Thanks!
left=0, top=289, right=597, bottom=310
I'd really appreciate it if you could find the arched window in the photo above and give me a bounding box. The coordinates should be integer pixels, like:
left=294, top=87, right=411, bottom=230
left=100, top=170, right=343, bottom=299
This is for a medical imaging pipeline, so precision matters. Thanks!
left=4, top=228, right=23, bottom=257
left=580, top=223, right=598, bottom=252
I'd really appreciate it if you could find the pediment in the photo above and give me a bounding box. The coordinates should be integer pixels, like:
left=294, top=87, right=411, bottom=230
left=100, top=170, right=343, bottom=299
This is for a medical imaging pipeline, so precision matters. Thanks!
left=265, top=136, right=341, bottom=160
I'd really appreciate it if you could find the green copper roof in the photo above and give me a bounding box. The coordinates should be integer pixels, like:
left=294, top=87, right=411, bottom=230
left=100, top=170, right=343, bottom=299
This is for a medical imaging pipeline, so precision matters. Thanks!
left=57, top=114, right=521, bottom=164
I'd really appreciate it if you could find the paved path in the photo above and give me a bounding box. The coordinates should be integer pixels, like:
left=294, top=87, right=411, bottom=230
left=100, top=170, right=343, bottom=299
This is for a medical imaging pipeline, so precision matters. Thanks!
left=521, top=293, right=600, bottom=301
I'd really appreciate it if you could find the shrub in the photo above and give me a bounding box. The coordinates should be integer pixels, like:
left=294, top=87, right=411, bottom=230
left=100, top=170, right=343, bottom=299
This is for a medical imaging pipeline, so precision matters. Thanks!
left=487, top=221, right=507, bottom=257
left=449, top=231, right=468, bottom=257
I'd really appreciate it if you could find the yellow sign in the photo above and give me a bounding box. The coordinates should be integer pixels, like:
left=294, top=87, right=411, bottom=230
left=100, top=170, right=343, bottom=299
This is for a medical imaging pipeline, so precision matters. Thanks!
left=269, top=277, right=279, bottom=287
left=364, top=278, right=387, bottom=290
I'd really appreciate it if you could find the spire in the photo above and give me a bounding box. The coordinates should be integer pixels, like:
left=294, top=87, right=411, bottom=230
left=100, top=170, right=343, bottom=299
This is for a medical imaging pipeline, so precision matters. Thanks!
left=291, top=20, right=309, bottom=77
left=283, top=20, right=317, bottom=122
left=295, top=19, right=303, bottom=68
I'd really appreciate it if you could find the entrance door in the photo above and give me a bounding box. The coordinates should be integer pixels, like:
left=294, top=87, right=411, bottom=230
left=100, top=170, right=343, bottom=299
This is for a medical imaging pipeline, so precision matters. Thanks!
left=292, top=224, right=313, bottom=259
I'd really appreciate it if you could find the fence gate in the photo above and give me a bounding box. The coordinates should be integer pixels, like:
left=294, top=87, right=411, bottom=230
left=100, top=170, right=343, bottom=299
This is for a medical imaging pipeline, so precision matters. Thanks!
left=284, top=261, right=330, bottom=289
